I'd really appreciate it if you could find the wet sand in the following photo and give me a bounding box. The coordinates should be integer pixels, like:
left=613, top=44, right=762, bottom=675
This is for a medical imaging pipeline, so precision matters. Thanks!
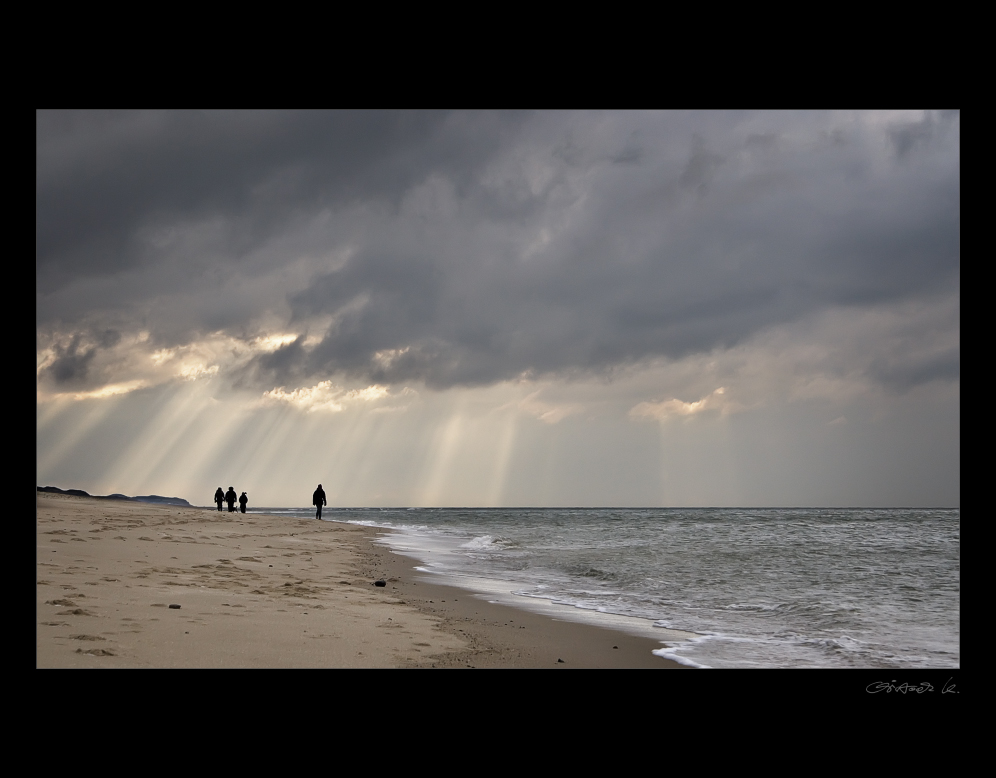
left=36, top=492, right=685, bottom=668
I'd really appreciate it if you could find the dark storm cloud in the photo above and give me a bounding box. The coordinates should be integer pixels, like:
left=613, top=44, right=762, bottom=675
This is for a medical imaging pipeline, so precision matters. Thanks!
left=233, top=334, right=309, bottom=389
left=38, top=110, right=960, bottom=392
left=887, top=109, right=958, bottom=160
left=44, top=334, right=96, bottom=384
left=40, top=329, right=120, bottom=386
left=36, top=110, right=522, bottom=287
left=869, top=347, right=960, bottom=393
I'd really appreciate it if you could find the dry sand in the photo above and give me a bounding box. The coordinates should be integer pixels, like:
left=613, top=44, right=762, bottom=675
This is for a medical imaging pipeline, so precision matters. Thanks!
left=36, top=492, right=685, bottom=668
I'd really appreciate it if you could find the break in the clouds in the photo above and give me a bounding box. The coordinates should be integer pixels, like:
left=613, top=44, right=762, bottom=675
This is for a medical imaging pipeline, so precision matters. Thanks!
left=37, top=110, right=959, bottom=507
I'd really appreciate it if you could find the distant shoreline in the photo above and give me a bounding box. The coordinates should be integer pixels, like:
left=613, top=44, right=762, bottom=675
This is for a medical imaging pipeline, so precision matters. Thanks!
left=36, top=486, right=191, bottom=507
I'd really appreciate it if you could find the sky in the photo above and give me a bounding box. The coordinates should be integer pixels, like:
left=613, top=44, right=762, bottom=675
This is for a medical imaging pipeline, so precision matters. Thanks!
left=36, top=110, right=959, bottom=507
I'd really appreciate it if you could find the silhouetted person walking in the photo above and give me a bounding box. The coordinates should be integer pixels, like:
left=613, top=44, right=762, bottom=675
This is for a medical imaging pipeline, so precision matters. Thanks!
left=214, top=487, right=224, bottom=511
left=225, top=486, right=237, bottom=513
left=239, top=491, right=248, bottom=513
left=313, top=484, right=327, bottom=520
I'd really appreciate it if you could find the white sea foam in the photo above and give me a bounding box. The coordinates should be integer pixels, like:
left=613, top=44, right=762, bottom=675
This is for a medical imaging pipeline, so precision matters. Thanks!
left=460, top=535, right=509, bottom=551
left=652, top=644, right=712, bottom=669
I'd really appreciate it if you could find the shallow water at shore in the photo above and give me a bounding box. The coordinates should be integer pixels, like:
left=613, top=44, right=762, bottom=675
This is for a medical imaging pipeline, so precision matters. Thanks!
left=251, top=507, right=960, bottom=668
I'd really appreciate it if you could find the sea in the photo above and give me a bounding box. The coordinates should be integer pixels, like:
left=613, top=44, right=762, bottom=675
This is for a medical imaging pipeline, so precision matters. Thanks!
left=257, top=506, right=959, bottom=669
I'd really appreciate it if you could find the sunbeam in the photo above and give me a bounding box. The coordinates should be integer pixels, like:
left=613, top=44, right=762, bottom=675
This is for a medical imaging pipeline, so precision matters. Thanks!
left=421, top=407, right=467, bottom=507
left=104, top=380, right=218, bottom=495
left=486, top=411, right=519, bottom=507
left=37, top=395, right=122, bottom=483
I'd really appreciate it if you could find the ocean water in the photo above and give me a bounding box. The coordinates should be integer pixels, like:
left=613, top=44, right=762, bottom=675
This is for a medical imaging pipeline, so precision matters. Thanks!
left=258, top=507, right=960, bottom=669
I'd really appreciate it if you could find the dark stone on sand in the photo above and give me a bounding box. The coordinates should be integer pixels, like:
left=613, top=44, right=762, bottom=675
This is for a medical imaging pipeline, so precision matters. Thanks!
left=374, top=580, right=387, bottom=587
left=169, top=604, right=181, bottom=609
left=557, top=658, right=565, bottom=663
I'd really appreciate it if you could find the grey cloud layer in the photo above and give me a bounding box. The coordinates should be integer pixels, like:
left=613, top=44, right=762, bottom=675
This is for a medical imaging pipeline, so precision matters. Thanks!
left=37, top=110, right=959, bottom=392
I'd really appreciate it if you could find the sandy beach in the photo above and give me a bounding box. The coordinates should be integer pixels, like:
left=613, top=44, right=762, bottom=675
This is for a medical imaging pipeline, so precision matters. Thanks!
left=36, top=492, right=684, bottom=668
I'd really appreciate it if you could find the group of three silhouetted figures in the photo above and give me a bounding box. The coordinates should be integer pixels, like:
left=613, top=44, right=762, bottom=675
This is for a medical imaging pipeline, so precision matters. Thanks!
left=214, top=486, right=248, bottom=513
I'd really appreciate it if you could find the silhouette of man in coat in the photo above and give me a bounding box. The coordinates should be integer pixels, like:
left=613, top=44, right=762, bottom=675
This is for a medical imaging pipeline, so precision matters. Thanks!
left=313, top=484, right=327, bottom=520
left=214, top=487, right=224, bottom=511
left=239, top=491, right=248, bottom=514
left=225, top=487, right=237, bottom=513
